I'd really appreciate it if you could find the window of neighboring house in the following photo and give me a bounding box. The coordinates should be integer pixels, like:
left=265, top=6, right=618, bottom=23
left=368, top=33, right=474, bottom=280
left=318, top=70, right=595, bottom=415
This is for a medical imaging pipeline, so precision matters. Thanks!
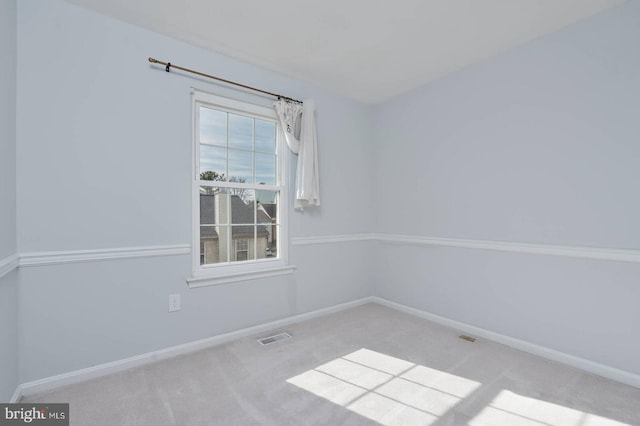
left=189, top=90, right=293, bottom=287
left=235, top=239, right=249, bottom=261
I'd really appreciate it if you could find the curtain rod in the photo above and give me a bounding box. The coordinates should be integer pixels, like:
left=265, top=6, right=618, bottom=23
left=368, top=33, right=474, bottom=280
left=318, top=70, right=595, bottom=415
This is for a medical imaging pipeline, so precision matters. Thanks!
left=148, top=57, right=303, bottom=104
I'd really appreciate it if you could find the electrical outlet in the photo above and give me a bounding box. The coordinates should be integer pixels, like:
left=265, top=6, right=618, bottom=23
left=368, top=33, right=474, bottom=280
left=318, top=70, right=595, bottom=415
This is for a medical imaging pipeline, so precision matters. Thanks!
left=169, top=294, right=181, bottom=312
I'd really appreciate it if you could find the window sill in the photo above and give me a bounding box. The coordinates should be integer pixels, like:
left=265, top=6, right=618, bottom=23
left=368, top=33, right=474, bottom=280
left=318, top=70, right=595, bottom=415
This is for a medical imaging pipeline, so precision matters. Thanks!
left=187, top=264, right=296, bottom=288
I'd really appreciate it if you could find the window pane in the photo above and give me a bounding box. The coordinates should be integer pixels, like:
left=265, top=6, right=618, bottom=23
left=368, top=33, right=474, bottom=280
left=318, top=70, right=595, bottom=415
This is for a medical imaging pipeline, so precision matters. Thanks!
left=199, top=191, right=216, bottom=225
left=200, top=107, right=227, bottom=147
left=231, top=226, right=254, bottom=241
left=255, top=153, right=276, bottom=185
left=199, top=190, right=229, bottom=225
left=232, top=227, right=257, bottom=262
left=200, top=224, right=228, bottom=265
left=200, top=145, right=227, bottom=180
left=265, top=225, right=278, bottom=258
left=228, top=187, right=254, bottom=205
left=256, top=190, right=278, bottom=224
left=200, top=228, right=218, bottom=265
left=230, top=190, right=255, bottom=225
left=229, top=114, right=253, bottom=150
left=228, top=149, right=253, bottom=183
left=255, top=119, right=276, bottom=153
left=256, top=191, right=277, bottom=259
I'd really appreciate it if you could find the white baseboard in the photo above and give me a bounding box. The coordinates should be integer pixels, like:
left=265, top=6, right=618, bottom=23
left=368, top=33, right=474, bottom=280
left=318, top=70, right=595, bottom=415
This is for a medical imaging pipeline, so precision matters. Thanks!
left=13, top=294, right=639, bottom=400
left=15, top=296, right=375, bottom=399
left=9, top=386, right=22, bottom=403
left=372, top=297, right=640, bottom=389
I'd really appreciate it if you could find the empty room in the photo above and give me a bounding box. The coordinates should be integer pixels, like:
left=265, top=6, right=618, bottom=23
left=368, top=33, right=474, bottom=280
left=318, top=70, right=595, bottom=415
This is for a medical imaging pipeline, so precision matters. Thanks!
left=1, top=0, right=639, bottom=424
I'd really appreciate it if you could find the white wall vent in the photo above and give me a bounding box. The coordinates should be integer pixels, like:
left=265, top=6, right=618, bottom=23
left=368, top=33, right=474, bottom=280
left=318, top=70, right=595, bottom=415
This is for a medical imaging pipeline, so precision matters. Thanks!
left=257, top=332, right=292, bottom=346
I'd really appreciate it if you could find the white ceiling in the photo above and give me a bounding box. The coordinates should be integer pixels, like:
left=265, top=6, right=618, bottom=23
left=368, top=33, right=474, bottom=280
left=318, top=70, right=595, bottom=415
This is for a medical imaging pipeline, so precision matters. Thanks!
left=67, top=0, right=623, bottom=104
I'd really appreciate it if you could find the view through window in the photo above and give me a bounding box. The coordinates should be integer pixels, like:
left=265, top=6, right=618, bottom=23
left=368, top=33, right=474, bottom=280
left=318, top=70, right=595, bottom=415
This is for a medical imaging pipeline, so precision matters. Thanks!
left=194, top=92, right=283, bottom=271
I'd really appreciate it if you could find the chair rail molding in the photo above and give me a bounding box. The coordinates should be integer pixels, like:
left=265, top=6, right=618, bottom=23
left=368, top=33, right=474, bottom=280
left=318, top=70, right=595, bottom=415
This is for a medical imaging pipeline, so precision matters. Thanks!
left=10, top=234, right=640, bottom=270
left=19, top=244, right=191, bottom=267
left=374, top=234, right=640, bottom=264
left=0, top=253, right=19, bottom=279
left=291, top=233, right=374, bottom=246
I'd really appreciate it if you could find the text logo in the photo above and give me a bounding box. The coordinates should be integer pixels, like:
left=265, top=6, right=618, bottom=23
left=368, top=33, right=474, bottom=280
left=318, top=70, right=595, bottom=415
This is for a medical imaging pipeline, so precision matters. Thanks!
left=0, top=404, right=68, bottom=425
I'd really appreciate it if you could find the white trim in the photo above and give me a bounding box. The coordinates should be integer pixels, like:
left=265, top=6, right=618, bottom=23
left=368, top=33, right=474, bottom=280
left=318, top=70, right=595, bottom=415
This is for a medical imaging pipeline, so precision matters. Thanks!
left=372, top=297, right=640, bottom=389
left=292, top=232, right=640, bottom=263
left=374, top=233, right=640, bottom=263
left=0, top=254, right=19, bottom=279
left=19, top=244, right=191, bottom=267
left=11, top=234, right=640, bottom=269
left=10, top=385, right=22, bottom=403
left=198, top=180, right=280, bottom=191
left=292, top=233, right=374, bottom=246
left=187, top=264, right=296, bottom=288
left=16, top=296, right=374, bottom=398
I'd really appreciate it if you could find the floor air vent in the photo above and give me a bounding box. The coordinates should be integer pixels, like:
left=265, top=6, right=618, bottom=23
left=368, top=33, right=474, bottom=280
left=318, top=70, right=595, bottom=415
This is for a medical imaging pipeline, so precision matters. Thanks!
left=257, top=332, right=292, bottom=346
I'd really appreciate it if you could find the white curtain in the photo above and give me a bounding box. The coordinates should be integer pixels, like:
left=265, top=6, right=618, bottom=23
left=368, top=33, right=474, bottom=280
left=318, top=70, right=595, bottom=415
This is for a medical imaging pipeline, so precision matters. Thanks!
left=274, top=99, right=320, bottom=209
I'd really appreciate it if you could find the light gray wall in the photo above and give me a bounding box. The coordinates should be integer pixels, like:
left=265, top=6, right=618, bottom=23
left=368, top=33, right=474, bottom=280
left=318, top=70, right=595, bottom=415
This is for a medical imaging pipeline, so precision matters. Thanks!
left=0, top=269, right=18, bottom=401
left=0, top=0, right=19, bottom=402
left=0, top=0, right=17, bottom=260
left=373, top=2, right=640, bottom=374
left=17, top=0, right=373, bottom=382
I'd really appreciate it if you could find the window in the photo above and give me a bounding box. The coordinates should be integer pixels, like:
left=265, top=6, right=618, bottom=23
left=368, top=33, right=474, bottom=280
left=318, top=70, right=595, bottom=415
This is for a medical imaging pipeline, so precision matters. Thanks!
left=189, top=90, right=293, bottom=287
left=235, top=239, right=248, bottom=261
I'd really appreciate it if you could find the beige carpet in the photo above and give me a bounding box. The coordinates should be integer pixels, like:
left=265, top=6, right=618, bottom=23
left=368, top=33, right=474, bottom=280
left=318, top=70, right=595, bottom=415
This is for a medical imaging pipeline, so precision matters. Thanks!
left=22, top=304, right=640, bottom=425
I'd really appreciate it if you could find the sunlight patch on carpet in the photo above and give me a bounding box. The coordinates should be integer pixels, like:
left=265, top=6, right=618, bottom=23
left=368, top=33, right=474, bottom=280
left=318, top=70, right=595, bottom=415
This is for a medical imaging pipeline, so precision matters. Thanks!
left=287, top=348, right=632, bottom=425
left=470, top=390, right=631, bottom=426
left=286, top=348, right=480, bottom=425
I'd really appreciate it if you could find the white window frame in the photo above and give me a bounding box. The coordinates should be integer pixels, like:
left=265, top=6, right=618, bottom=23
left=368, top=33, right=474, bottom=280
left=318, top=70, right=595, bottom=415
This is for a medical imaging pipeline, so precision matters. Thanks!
left=188, top=89, right=294, bottom=288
